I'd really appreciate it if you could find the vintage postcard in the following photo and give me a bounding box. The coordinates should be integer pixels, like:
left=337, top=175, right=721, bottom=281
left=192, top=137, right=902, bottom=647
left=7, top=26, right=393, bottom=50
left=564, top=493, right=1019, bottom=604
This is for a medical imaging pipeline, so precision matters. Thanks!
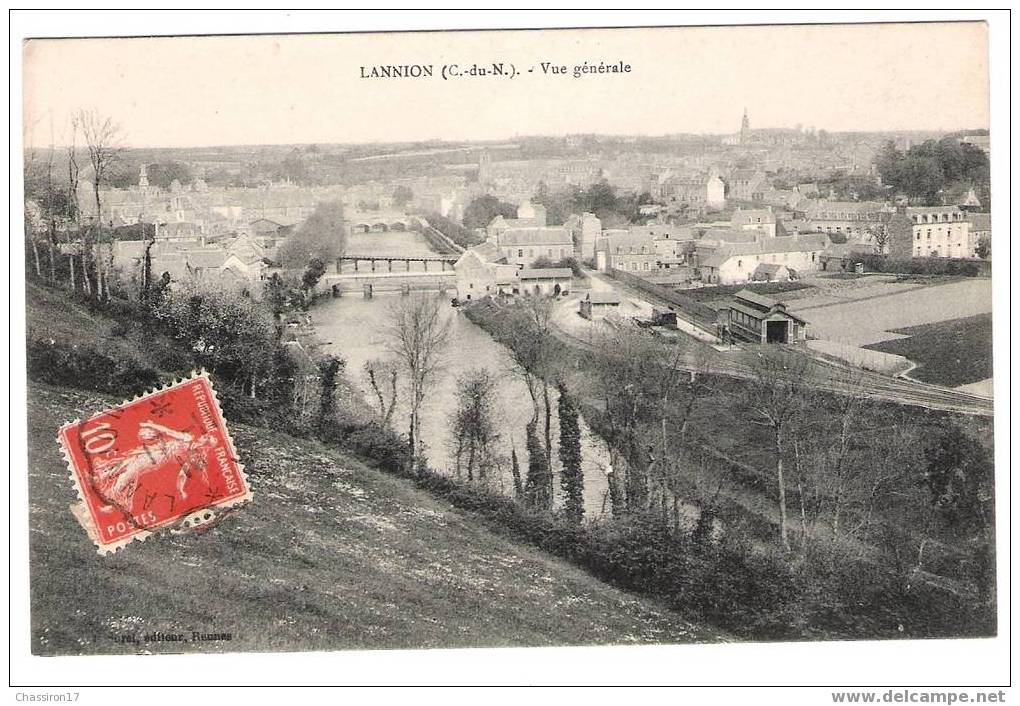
left=17, top=16, right=1003, bottom=686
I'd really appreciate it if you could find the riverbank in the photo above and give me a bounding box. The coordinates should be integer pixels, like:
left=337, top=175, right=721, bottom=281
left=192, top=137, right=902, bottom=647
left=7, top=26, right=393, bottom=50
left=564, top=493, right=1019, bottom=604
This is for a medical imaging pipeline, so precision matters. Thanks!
left=25, top=279, right=996, bottom=644
left=460, top=295, right=996, bottom=641
left=308, top=289, right=615, bottom=517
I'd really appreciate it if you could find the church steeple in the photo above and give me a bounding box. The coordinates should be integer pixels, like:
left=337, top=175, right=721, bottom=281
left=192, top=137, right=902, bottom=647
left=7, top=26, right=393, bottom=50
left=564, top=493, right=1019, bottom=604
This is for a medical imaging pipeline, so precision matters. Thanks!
left=740, top=108, right=750, bottom=145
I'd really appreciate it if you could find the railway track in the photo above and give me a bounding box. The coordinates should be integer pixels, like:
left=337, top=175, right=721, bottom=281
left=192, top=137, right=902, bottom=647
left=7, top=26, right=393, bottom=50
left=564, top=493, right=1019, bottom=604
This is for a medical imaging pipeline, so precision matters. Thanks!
left=548, top=308, right=993, bottom=417
left=582, top=271, right=993, bottom=417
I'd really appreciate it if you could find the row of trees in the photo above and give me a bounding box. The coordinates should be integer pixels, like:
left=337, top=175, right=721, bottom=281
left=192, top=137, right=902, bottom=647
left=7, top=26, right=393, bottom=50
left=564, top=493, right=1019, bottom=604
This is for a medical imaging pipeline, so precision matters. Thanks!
left=460, top=297, right=994, bottom=613
left=456, top=179, right=652, bottom=235
left=25, top=109, right=124, bottom=301
left=364, top=293, right=590, bottom=525
left=461, top=195, right=517, bottom=231
left=276, top=200, right=346, bottom=269
left=876, top=137, right=990, bottom=206
left=424, top=212, right=483, bottom=249
left=93, top=159, right=193, bottom=191
left=533, top=179, right=655, bottom=227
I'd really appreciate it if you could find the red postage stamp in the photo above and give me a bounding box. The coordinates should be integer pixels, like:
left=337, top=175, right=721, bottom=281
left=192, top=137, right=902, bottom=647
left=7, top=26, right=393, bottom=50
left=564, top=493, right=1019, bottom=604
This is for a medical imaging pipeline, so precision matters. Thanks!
left=58, top=371, right=252, bottom=554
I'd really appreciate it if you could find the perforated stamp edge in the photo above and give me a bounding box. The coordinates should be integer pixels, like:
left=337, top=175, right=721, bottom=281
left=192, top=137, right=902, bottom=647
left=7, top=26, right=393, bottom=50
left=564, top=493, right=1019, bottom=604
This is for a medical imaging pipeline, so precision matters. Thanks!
left=56, top=369, right=253, bottom=555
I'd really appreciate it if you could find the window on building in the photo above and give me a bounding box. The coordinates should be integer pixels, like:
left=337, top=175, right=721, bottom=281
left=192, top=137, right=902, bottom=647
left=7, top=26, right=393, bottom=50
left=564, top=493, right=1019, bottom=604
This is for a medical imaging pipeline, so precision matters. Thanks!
left=737, top=259, right=743, bottom=268
left=518, top=249, right=524, bottom=258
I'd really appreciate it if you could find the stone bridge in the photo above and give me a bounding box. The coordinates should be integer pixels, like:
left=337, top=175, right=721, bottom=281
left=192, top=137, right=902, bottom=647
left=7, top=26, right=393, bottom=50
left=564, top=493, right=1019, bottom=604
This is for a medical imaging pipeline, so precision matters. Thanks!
left=344, top=212, right=425, bottom=234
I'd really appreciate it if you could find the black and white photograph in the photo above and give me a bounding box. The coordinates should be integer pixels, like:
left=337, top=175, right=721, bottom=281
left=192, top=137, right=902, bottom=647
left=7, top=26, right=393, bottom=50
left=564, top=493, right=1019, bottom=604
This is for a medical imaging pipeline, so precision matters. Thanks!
left=10, top=10, right=1009, bottom=694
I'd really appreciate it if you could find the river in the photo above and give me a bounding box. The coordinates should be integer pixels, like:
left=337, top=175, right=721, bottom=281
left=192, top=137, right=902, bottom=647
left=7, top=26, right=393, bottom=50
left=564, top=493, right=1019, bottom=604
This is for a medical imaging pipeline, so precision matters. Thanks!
left=311, top=231, right=611, bottom=518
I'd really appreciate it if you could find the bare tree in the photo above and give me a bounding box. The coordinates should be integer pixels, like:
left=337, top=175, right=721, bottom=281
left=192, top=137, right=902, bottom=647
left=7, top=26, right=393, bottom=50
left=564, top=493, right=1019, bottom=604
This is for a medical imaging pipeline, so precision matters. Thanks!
left=741, top=347, right=810, bottom=550
left=291, top=366, right=321, bottom=425
left=22, top=125, right=44, bottom=280
left=77, top=109, right=123, bottom=300
left=871, top=226, right=891, bottom=255
left=647, top=334, right=714, bottom=519
left=382, top=293, right=451, bottom=474
left=841, top=413, right=921, bottom=546
left=43, top=124, right=59, bottom=282
left=495, top=295, right=559, bottom=502
left=363, top=358, right=399, bottom=427
left=824, top=369, right=868, bottom=539
left=66, top=115, right=85, bottom=293
left=588, top=327, right=669, bottom=513
left=24, top=201, right=43, bottom=279
left=449, top=368, right=502, bottom=483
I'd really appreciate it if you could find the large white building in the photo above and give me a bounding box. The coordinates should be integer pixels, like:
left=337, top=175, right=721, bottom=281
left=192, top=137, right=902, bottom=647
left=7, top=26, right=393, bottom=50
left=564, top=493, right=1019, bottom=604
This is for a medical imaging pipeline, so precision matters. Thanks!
left=594, top=225, right=690, bottom=275
left=887, top=206, right=972, bottom=259
left=696, top=234, right=829, bottom=285
left=494, top=228, right=574, bottom=267
left=484, top=200, right=572, bottom=267
left=453, top=242, right=571, bottom=300
left=453, top=242, right=521, bottom=300
left=804, top=200, right=894, bottom=250
left=653, top=173, right=726, bottom=210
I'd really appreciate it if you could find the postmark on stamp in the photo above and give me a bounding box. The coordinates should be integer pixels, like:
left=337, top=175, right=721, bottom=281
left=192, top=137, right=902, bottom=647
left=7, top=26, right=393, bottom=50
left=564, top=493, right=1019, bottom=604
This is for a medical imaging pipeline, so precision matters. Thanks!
left=57, top=371, right=252, bottom=554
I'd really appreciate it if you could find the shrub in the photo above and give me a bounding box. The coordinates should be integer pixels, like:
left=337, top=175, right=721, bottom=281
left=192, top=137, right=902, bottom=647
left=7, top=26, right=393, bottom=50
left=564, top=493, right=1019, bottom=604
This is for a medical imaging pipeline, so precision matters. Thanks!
left=341, top=421, right=411, bottom=475
left=858, top=253, right=985, bottom=277
left=153, top=278, right=277, bottom=391
left=424, top=212, right=483, bottom=250
left=532, top=255, right=584, bottom=277
left=27, top=338, right=160, bottom=397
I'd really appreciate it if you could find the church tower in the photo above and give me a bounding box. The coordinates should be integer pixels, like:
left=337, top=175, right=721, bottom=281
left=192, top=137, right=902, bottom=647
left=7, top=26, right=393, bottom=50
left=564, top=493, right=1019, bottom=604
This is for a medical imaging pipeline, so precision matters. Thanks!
left=740, top=108, right=750, bottom=146
left=138, top=163, right=149, bottom=189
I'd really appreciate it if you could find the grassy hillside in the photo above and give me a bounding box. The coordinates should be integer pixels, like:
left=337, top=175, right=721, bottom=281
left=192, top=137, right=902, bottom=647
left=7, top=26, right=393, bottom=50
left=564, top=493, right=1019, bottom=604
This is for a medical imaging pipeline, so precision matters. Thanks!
left=27, top=280, right=159, bottom=361
left=864, top=314, right=993, bottom=387
left=26, top=280, right=194, bottom=391
left=28, top=383, right=724, bottom=655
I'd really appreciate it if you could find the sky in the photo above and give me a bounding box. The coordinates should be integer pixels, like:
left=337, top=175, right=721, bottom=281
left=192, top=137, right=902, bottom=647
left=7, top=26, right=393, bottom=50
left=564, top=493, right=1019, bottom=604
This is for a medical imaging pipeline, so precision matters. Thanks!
left=22, top=22, right=989, bottom=149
